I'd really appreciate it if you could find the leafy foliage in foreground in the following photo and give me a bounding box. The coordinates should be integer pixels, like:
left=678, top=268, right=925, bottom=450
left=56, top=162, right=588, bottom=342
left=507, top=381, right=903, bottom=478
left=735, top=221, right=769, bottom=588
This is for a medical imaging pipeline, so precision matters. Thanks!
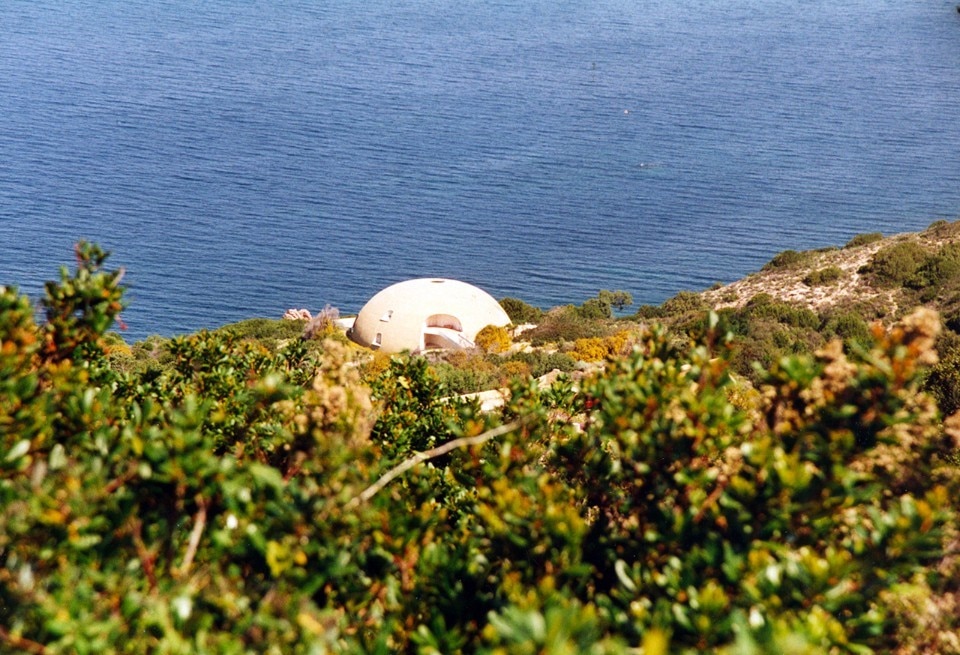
left=1, top=246, right=959, bottom=653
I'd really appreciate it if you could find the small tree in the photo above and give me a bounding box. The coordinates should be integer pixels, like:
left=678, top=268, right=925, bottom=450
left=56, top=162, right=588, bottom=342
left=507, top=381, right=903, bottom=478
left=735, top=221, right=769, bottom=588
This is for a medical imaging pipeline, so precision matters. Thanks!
left=577, top=290, right=633, bottom=320
left=598, top=289, right=633, bottom=313
left=41, top=240, right=126, bottom=367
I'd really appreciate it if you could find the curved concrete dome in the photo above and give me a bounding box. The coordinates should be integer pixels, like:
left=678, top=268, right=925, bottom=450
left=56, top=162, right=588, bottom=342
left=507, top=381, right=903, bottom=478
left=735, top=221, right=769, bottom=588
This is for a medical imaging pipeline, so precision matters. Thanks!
left=349, top=278, right=510, bottom=353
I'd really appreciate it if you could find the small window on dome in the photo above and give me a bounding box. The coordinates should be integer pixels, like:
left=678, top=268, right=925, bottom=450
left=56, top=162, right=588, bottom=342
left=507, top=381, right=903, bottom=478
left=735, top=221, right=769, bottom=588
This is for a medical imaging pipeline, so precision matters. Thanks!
left=380, top=310, right=393, bottom=322
left=374, top=332, right=382, bottom=347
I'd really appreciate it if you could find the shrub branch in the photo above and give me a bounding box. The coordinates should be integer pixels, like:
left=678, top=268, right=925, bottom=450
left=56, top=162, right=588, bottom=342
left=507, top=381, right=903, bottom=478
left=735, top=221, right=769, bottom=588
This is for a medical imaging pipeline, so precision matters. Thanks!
left=177, top=496, right=208, bottom=578
left=347, top=421, right=520, bottom=508
left=129, top=517, right=158, bottom=592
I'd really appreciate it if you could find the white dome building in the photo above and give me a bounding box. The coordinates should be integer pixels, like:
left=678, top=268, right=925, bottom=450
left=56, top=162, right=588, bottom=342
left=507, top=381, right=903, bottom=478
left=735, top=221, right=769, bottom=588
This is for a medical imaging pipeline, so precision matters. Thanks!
left=348, top=278, right=511, bottom=353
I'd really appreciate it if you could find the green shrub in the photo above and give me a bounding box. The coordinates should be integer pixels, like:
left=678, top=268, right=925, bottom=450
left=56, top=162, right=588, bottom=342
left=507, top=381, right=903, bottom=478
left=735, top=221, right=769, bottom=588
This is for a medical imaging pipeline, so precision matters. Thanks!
left=500, top=297, right=544, bottom=324
left=216, top=316, right=306, bottom=344
left=909, top=243, right=960, bottom=291
left=550, top=311, right=956, bottom=652
left=730, top=333, right=780, bottom=382
left=761, top=249, right=809, bottom=270
left=843, top=232, right=884, bottom=248
left=659, top=290, right=707, bottom=317
left=40, top=241, right=126, bottom=369
left=505, top=350, right=578, bottom=378
left=524, top=306, right=610, bottom=345
left=706, top=306, right=750, bottom=337
left=925, top=348, right=960, bottom=416
left=803, top=265, right=843, bottom=286
left=431, top=358, right=500, bottom=395
left=632, top=304, right=663, bottom=319
left=921, top=328, right=960, bottom=417
left=577, top=297, right=610, bottom=320
left=711, top=296, right=825, bottom=382
left=369, top=354, right=478, bottom=456
left=742, top=293, right=820, bottom=329
left=821, top=310, right=872, bottom=346
left=865, top=241, right=928, bottom=286
left=3, top=245, right=958, bottom=654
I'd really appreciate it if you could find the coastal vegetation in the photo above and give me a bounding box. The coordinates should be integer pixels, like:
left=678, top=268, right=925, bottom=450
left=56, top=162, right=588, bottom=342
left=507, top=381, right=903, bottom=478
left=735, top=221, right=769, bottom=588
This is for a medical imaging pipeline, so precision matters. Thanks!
left=2, top=231, right=960, bottom=653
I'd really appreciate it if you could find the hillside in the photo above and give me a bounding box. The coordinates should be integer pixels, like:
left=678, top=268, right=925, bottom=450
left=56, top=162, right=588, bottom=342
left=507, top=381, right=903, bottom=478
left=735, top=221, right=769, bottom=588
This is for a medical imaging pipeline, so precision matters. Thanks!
left=700, top=218, right=960, bottom=321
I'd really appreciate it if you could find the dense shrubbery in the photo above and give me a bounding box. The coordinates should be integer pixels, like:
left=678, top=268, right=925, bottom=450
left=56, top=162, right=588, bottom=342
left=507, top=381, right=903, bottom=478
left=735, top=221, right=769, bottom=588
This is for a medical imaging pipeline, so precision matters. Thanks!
left=499, top=297, right=543, bottom=325
left=386, top=337, right=582, bottom=397
left=634, top=291, right=708, bottom=323
left=219, top=316, right=308, bottom=345
left=664, top=294, right=829, bottom=384
left=820, top=309, right=871, bottom=346
left=523, top=306, right=613, bottom=346
left=659, top=290, right=708, bottom=317
left=863, top=241, right=928, bottom=286
left=2, top=245, right=959, bottom=653
left=909, top=243, right=960, bottom=292
left=739, top=293, right=819, bottom=329
left=503, top=350, right=578, bottom=379
left=429, top=351, right=501, bottom=395
left=926, top=348, right=960, bottom=417
left=860, top=240, right=960, bottom=307
left=568, top=330, right=635, bottom=363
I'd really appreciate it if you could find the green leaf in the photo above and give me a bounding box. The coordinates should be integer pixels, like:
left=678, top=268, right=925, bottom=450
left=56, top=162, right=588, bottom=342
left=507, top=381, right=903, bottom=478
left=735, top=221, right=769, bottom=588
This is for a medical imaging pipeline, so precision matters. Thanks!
left=5, top=438, right=30, bottom=462
left=615, top=559, right=638, bottom=593
left=49, top=443, right=67, bottom=469
left=249, top=462, right=284, bottom=492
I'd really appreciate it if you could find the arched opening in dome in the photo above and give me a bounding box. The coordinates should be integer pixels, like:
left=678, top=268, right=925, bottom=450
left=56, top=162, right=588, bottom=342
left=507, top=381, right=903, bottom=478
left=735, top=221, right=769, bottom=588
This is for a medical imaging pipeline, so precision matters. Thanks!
left=422, top=314, right=470, bottom=350
left=425, top=314, right=462, bottom=331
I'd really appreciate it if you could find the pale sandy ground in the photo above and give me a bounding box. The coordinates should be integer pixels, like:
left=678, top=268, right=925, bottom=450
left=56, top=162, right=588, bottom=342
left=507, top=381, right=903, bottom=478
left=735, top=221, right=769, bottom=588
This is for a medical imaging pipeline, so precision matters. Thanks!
left=703, top=239, right=890, bottom=313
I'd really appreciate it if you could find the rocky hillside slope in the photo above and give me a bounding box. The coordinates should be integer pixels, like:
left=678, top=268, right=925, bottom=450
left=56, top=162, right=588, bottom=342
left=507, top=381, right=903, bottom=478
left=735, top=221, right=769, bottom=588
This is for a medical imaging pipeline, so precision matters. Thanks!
left=700, top=218, right=960, bottom=322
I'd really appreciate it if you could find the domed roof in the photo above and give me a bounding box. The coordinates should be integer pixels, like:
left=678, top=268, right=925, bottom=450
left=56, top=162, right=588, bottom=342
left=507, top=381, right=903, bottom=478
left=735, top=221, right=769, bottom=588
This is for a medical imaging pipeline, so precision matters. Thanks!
left=349, top=278, right=510, bottom=353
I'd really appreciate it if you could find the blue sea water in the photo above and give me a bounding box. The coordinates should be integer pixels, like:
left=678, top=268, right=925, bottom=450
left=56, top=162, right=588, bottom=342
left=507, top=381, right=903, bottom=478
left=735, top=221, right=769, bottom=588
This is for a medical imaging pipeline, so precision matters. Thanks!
left=2, top=0, right=960, bottom=341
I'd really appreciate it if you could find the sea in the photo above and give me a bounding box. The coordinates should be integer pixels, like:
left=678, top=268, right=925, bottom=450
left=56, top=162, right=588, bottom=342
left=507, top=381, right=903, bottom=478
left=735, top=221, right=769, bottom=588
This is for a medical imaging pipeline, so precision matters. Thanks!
left=2, top=1, right=960, bottom=342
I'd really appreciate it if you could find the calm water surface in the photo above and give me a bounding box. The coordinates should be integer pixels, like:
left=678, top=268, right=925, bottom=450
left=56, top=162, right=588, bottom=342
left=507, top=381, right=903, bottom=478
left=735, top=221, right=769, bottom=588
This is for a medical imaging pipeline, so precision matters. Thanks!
left=2, top=1, right=960, bottom=340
